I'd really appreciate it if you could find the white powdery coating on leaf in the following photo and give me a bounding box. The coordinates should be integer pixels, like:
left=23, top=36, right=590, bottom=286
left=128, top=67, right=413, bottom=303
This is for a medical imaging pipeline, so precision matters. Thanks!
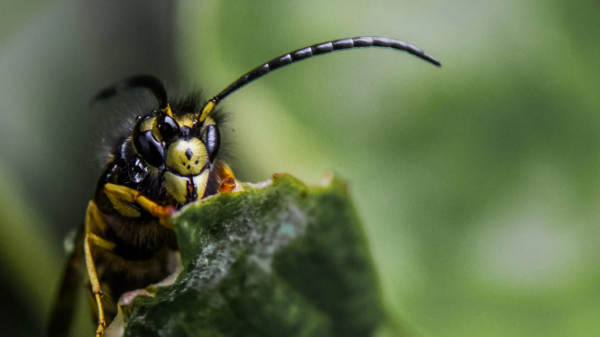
left=246, top=179, right=273, bottom=189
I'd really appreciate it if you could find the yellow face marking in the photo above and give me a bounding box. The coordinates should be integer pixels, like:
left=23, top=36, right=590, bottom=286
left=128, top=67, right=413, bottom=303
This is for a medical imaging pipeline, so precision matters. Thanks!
left=140, top=117, right=156, bottom=132
left=203, top=116, right=216, bottom=127
left=151, top=118, right=163, bottom=142
left=166, top=138, right=207, bottom=176
left=164, top=170, right=209, bottom=204
left=161, top=104, right=174, bottom=118
left=174, top=113, right=196, bottom=128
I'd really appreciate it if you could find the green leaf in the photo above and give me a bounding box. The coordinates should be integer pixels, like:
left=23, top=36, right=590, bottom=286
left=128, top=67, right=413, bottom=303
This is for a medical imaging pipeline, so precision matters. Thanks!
left=121, top=173, right=388, bottom=337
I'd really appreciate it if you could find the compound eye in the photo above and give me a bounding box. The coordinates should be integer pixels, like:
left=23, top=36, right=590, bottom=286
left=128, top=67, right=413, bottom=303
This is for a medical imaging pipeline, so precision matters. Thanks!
left=202, top=124, right=220, bottom=163
left=133, top=130, right=164, bottom=167
left=156, top=115, right=180, bottom=142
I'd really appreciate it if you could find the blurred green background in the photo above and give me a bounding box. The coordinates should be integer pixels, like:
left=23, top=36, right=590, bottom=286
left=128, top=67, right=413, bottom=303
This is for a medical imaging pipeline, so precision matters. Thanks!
left=1, top=1, right=599, bottom=336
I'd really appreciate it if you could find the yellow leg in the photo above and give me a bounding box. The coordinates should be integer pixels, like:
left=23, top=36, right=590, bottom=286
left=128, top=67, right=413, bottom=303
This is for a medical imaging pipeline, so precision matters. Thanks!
left=104, top=183, right=175, bottom=218
left=84, top=237, right=105, bottom=337
left=88, top=233, right=116, bottom=251
left=84, top=201, right=116, bottom=337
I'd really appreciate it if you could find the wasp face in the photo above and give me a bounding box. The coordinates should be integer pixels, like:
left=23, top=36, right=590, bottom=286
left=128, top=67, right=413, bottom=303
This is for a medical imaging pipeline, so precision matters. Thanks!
left=132, top=112, right=221, bottom=205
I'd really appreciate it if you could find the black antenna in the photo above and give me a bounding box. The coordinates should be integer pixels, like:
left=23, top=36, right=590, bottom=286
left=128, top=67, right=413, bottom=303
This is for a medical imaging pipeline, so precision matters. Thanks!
left=93, top=75, right=169, bottom=110
left=199, top=36, right=441, bottom=121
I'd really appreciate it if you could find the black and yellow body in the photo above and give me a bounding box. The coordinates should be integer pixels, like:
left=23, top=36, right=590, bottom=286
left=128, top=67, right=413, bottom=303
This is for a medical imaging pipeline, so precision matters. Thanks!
left=49, top=88, right=236, bottom=337
left=88, top=97, right=235, bottom=328
left=47, top=36, right=440, bottom=337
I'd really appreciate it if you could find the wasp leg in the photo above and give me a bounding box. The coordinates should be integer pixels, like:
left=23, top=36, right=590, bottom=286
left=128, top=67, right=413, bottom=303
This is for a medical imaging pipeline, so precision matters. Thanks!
left=218, top=163, right=236, bottom=193
left=104, top=183, right=175, bottom=218
left=84, top=235, right=106, bottom=337
left=88, top=233, right=116, bottom=250
left=84, top=201, right=117, bottom=337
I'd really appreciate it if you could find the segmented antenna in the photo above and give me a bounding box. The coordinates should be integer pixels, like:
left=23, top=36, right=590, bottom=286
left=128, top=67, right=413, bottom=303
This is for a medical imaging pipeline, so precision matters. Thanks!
left=93, top=75, right=173, bottom=116
left=199, top=36, right=441, bottom=121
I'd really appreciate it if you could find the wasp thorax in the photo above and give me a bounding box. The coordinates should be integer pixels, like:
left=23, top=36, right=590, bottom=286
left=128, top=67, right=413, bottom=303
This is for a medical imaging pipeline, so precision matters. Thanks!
left=166, top=138, right=207, bottom=176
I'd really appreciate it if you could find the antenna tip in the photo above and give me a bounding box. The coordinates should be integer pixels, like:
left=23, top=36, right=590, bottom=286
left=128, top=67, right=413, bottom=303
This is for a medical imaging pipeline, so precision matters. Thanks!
left=425, top=53, right=442, bottom=67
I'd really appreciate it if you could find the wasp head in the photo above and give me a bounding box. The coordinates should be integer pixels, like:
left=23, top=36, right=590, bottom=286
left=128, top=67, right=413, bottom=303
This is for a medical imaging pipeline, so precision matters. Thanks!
left=132, top=110, right=220, bottom=204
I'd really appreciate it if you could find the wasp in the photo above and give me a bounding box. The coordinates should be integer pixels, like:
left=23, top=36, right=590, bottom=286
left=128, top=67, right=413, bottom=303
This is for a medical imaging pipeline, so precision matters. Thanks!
left=47, top=37, right=440, bottom=337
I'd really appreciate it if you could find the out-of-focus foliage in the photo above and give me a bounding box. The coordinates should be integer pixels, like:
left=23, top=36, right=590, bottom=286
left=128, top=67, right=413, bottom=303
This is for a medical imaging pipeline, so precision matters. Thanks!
left=118, top=174, right=387, bottom=337
left=0, top=1, right=599, bottom=336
